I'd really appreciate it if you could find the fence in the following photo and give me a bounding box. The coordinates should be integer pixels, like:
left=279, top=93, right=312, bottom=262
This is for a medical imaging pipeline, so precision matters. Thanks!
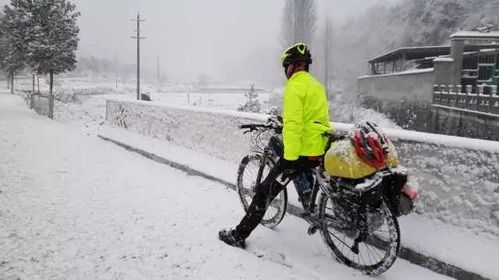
left=433, top=84, right=499, bottom=116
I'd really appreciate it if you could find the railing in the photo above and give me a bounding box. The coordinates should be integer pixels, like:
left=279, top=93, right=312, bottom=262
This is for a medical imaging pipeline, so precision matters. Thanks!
left=433, top=84, right=499, bottom=115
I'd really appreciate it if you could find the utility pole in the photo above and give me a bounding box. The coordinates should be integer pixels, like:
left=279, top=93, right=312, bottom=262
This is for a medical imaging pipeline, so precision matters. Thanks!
left=131, top=13, right=145, bottom=100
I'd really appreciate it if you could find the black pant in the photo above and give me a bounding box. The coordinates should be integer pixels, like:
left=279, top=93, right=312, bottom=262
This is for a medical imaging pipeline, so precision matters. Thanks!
left=235, top=156, right=318, bottom=239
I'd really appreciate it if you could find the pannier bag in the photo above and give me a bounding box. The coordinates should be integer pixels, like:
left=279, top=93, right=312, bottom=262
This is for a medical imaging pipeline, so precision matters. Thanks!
left=324, top=134, right=418, bottom=217
left=382, top=166, right=418, bottom=217
left=324, top=139, right=399, bottom=179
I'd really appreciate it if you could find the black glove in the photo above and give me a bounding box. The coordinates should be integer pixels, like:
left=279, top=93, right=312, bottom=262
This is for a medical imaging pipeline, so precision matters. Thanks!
left=279, top=159, right=298, bottom=180
left=267, top=115, right=283, bottom=124
left=281, top=158, right=297, bottom=170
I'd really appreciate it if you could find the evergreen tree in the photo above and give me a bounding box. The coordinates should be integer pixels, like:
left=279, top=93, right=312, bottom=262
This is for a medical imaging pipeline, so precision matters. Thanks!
left=237, top=84, right=261, bottom=113
left=0, top=2, right=29, bottom=94
left=25, top=0, right=80, bottom=118
left=400, top=0, right=466, bottom=46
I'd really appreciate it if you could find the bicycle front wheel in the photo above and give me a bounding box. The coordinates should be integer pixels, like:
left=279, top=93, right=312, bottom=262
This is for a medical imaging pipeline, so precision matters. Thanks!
left=236, top=152, right=287, bottom=229
left=318, top=192, right=400, bottom=275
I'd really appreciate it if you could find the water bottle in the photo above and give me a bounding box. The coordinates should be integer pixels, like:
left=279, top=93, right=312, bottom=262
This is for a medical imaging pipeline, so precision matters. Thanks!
left=293, top=173, right=311, bottom=194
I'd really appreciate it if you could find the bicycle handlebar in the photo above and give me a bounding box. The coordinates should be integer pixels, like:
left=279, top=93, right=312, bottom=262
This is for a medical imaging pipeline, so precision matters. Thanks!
left=240, top=123, right=281, bottom=135
left=239, top=124, right=272, bottom=130
left=239, top=116, right=283, bottom=133
left=240, top=120, right=348, bottom=141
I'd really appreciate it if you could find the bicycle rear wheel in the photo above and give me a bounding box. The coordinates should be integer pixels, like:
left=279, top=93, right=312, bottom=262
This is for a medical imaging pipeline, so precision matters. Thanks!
left=318, top=193, right=400, bottom=275
left=236, top=153, right=287, bottom=229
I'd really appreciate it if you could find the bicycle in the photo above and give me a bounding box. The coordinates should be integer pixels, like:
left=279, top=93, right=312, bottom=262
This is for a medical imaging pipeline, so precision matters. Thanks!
left=236, top=117, right=415, bottom=275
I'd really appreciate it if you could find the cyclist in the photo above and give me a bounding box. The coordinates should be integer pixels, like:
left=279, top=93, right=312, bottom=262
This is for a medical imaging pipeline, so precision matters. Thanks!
left=219, top=43, right=332, bottom=248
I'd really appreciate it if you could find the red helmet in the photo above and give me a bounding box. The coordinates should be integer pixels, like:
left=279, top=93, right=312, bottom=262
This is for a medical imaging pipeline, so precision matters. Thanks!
left=350, top=121, right=390, bottom=169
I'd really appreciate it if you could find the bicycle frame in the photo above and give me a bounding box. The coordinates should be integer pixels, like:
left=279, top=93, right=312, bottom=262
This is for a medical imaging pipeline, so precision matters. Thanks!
left=256, top=143, right=329, bottom=217
left=249, top=123, right=334, bottom=215
left=255, top=147, right=271, bottom=189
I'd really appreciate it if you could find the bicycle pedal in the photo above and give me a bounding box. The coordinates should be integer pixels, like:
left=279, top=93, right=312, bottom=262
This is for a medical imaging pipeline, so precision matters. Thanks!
left=307, top=225, right=318, bottom=235
left=351, top=241, right=360, bottom=254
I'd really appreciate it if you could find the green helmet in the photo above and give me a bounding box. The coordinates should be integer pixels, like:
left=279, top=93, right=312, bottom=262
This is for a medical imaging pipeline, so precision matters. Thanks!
left=280, top=43, right=313, bottom=68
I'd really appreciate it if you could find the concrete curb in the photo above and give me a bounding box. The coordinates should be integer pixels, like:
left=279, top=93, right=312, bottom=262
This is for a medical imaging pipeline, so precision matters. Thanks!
left=98, top=135, right=490, bottom=280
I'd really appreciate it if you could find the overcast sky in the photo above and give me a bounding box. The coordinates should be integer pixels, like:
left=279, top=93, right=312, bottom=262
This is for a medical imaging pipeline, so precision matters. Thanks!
left=0, top=0, right=399, bottom=83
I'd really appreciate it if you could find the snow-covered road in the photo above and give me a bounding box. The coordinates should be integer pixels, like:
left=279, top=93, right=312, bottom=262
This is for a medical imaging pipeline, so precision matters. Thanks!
left=0, top=93, right=451, bottom=279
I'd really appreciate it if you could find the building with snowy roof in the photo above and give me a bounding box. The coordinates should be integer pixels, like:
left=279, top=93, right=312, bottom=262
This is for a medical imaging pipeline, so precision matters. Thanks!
left=358, top=31, right=499, bottom=140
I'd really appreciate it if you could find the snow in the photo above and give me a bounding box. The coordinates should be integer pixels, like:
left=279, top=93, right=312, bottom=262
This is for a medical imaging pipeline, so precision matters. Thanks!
left=100, top=126, right=238, bottom=184
left=358, top=68, right=434, bottom=79
left=0, top=92, right=453, bottom=279
left=433, top=57, right=454, bottom=62
left=368, top=46, right=450, bottom=64
left=99, top=126, right=306, bottom=210
left=451, top=31, right=499, bottom=39
left=399, top=215, right=499, bottom=280
left=354, top=175, right=383, bottom=191
left=142, top=91, right=274, bottom=111
left=107, top=96, right=270, bottom=123
left=100, top=105, right=499, bottom=280
left=382, top=126, right=499, bottom=154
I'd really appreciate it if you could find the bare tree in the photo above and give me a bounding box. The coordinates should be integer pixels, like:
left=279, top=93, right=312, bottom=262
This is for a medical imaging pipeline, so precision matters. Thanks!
left=281, top=0, right=317, bottom=48
left=323, top=17, right=333, bottom=100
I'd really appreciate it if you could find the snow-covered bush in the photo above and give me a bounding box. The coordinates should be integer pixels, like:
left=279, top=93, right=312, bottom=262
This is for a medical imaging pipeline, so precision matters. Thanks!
left=237, top=85, right=261, bottom=113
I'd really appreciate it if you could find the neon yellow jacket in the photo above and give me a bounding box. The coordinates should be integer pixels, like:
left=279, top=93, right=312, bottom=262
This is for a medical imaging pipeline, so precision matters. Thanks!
left=282, top=71, right=332, bottom=160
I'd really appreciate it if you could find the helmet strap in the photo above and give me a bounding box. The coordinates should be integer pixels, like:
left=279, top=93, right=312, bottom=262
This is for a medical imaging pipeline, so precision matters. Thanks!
left=285, top=64, right=295, bottom=79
